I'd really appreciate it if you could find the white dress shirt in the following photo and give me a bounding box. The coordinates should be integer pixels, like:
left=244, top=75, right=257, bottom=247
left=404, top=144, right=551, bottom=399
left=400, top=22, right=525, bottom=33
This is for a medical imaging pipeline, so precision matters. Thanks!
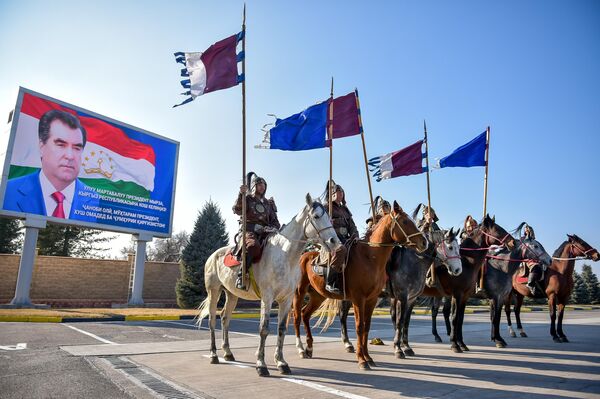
left=39, top=171, right=76, bottom=218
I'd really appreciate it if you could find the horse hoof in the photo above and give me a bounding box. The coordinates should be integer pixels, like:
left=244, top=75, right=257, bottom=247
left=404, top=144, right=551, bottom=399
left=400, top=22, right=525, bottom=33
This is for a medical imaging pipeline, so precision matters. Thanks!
left=495, top=341, right=506, bottom=348
left=256, top=366, right=270, bottom=377
left=451, top=345, right=463, bottom=353
left=306, top=350, right=313, bottom=359
left=520, top=332, right=528, bottom=338
left=560, top=336, right=569, bottom=343
left=278, top=364, right=292, bottom=375
left=358, top=362, right=371, bottom=370
left=459, top=345, right=469, bottom=351
left=403, top=348, right=415, bottom=356
left=209, top=356, right=219, bottom=364
left=300, top=351, right=308, bottom=359
left=224, top=354, right=235, bottom=362
left=509, top=331, right=517, bottom=338
left=434, top=335, right=443, bottom=343
left=553, top=337, right=562, bottom=343
left=395, top=351, right=405, bottom=359
left=345, top=346, right=355, bottom=353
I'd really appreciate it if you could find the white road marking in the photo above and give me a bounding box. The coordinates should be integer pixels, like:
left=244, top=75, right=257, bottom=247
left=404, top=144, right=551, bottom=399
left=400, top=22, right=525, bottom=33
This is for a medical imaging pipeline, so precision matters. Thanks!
left=202, top=355, right=371, bottom=399
left=64, top=324, right=118, bottom=345
left=0, top=343, right=27, bottom=351
left=155, top=320, right=258, bottom=337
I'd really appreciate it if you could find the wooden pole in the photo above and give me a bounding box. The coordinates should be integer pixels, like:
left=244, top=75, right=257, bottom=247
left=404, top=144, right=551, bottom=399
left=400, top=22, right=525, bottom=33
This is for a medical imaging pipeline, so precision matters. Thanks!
left=423, top=120, right=432, bottom=223
left=328, top=77, right=334, bottom=216
left=482, top=125, right=490, bottom=219
left=356, top=88, right=376, bottom=222
left=241, top=4, right=248, bottom=287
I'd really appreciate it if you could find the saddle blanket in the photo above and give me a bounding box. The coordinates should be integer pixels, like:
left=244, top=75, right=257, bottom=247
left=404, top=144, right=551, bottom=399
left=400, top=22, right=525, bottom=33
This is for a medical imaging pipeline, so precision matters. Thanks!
left=223, top=249, right=263, bottom=268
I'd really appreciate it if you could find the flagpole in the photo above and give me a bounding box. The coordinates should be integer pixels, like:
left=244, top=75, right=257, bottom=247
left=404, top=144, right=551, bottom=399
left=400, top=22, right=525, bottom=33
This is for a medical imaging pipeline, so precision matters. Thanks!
left=356, top=88, right=376, bottom=222
left=482, top=125, right=490, bottom=219
left=241, top=4, right=248, bottom=287
left=328, top=77, right=334, bottom=217
left=423, top=120, right=432, bottom=220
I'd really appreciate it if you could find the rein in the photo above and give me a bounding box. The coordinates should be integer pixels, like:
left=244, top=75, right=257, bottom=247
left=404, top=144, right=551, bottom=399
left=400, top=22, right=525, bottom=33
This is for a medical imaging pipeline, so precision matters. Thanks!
left=357, top=212, right=423, bottom=248
left=552, top=242, right=596, bottom=261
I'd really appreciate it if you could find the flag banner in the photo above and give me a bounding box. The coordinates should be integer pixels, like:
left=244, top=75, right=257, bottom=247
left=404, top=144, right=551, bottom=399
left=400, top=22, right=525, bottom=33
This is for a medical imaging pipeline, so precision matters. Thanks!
left=173, top=32, right=244, bottom=107
left=435, top=131, right=486, bottom=168
left=256, top=101, right=328, bottom=151
left=328, top=91, right=361, bottom=142
left=1, top=89, right=179, bottom=236
left=369, top=140, right=426, bottom=181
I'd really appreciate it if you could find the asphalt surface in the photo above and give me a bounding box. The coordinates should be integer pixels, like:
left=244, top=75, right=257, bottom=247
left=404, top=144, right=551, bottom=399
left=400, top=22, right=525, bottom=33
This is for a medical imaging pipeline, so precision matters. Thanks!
left=1, top=310, right=599, bottom=398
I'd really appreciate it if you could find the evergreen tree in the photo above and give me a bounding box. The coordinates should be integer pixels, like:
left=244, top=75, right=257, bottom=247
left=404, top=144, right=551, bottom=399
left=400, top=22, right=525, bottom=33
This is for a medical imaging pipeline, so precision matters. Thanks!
left=37, top=224, right=113, bottom=257
left=0, top=217, right=23, bottom=254
left=176, top=200, right=229, bottom=308
left=581, top=264, right=600, bottom=305
left=570, top=271, right=588, bottom=304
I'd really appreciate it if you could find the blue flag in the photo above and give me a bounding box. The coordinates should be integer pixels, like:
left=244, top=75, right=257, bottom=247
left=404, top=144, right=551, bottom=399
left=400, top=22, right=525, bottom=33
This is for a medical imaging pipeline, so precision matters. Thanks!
left=437, top=131, right=487, bottom=168
left=257, top=101, right=328, bottom=151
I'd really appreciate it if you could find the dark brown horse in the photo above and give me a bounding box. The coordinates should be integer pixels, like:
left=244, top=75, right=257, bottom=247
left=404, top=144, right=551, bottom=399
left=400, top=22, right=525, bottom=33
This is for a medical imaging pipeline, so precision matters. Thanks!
left=293, top=201, right=427, bottom=370
left=505, top=234, right=599, bottom=342
left=421, top=215, right=515, bottom=353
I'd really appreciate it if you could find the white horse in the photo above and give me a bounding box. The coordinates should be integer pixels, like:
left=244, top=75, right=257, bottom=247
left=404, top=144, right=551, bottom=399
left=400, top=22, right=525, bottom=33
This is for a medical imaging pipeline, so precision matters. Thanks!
left=198, top=194, right=342, bottom=377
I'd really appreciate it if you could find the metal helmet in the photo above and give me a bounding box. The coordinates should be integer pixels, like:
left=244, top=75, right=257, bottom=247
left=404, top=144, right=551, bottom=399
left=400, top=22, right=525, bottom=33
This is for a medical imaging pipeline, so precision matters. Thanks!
left=246, top=172, right=267, bottom=196
left=322, top=180, right=345, bottom=205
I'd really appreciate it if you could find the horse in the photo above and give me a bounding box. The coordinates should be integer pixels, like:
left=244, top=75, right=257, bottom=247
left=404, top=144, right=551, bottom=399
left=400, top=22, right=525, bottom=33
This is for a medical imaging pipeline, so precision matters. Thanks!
left=388, top=227, right=463, bottom=359
left=429, top=225, right=552, bottom=348
left=198, top=194, right=342, bottom=377
left=421, top=215, right=515, bottom=353
left=293, top=201, right=428, bottom=370
left=505, top=234, right=599, bottom=342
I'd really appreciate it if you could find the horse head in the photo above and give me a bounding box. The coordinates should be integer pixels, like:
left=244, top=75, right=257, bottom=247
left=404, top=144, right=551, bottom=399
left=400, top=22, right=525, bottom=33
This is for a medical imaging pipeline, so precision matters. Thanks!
left=435, top=227, right=462, bottom=276
left=478, top=214, right=516, bottom=250
left=567, top=234, right=599, bottom=262
left=518, top=234, right=552, bottom=267
left=303, top=193, right=342, bottom=254
left=385, top=201, right=428, bottom=252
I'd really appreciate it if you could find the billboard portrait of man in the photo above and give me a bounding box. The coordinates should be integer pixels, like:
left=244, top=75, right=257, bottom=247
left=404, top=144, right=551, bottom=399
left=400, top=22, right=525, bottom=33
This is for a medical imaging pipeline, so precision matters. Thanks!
left=3, top=109, right=99, bottom=221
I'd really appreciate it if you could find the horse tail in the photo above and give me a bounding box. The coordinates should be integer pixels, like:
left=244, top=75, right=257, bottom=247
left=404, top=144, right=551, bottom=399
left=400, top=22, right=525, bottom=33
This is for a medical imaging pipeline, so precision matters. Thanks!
left=196, top=249, right=222, bottom=327
left=197, top=296, right=211, bottom=327
left=313, top=298, right=341, bottom=332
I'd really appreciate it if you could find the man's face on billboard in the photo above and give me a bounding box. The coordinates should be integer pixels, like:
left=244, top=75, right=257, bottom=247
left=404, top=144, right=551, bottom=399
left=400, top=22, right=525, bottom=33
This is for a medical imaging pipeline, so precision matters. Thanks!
left=40, top=120, right=84, bottom=191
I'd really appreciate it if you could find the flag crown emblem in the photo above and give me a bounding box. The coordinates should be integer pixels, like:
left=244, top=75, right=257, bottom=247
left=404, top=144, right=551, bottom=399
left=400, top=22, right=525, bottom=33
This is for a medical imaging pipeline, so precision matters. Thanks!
left=82, top=150, right=115, bottom=179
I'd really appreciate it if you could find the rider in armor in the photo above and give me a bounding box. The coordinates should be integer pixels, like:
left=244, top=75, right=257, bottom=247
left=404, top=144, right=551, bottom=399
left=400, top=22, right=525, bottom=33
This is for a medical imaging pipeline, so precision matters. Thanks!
left=461, top=215, right=478, bottom=241
left=521, top=224, right=542, bottom=295
left=365, top=196, right=391, bottom=238
left=418, top=205, right=442, bottom=288
left=323, top=181, right=358, bottom=294
left=233, top=172, right=280, bottom=290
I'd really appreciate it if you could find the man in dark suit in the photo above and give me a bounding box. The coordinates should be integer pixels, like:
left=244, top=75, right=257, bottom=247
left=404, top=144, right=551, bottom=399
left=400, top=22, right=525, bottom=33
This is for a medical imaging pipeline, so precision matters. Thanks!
left=3, top=109, right=99, bottom=222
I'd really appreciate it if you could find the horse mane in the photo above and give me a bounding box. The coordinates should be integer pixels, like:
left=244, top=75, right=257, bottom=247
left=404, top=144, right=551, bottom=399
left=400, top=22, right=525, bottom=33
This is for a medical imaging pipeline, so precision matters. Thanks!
left=553, top=240, right=570, bottom=258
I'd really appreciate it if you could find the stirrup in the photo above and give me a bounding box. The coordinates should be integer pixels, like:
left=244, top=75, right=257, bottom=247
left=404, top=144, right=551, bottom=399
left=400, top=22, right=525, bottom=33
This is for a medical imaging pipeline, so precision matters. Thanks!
left=475, top=284, right=484, bottom=294
left=236, top=275, right=248, bottom=290
left=326, top=284, right=342, bottom=295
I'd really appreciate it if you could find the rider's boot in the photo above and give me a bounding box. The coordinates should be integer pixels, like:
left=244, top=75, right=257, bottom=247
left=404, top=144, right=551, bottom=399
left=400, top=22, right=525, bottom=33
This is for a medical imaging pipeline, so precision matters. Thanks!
left=236, top=256, right=252, bottom=290
left=325, top=267, right=342, bottom=295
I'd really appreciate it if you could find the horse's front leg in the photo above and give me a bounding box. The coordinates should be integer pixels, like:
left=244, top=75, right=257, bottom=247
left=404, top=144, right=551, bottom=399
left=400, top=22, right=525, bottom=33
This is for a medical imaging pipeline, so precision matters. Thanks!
left=353, top=301, right=369, bottom=370
left=206, top=288, right=221, bottom=364
left=394, top=297, right=406, bottom=359
left=449, top=295, right=461, bottom=353
left=221, top=290, right=239, bottom=361
left=505, top=293, right=516, bottom=337
left=431, top=297, right=443, bottom=342
left=402, top=302, right=416, bottom=356
left=548, top=294, right=560, bottom=343
left=457, top=298, right=469, bottom=351
left=293, top=280, right=308, bottom=358
left=256, top=296, right=274, bottom=377
left=340, top=300, right=355, bottom=353
left=362, top=297, right=379, bottom=367
left=556, top=301, right=569, bottom=342
left=274, top=297, right=292, bottom=374
left=491, top=297, right=507, bottom=348
left=443, top=296, right=452, bottom=336
left=514, top=293, right=527, bottom=337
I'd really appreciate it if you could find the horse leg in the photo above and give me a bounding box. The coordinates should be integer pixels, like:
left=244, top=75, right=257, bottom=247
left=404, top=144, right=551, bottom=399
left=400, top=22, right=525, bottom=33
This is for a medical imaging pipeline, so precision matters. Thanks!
left=393, top=297, right=405, bottom=359
left=401, top=302, right=416, bottom=356
left=340, top=300, right=355, bottom=353
left=293, top=279, right=309, bottom=358
left=505, top=293, right=516, bottom=337
left=449, top=295, right=462, bottom=353
left=443, top=296, right=452, bottom=336
left=206, top=287, right=221, bottom=364
left=363, top=298, right=379, bottom=367
left=431, top=297, right=443, bottom=342
left=256, top=296, right=273, bottom=377
left=492, top=297, right=506, bottom=348
left=274, top=297, right=292, bottom=375
left=221, top=290, right=239, bottom=361
left=301, top=293, right=325, bottom=359
left=548, top=294, right=560, bottom=343
left=557, top=301, right=569, bottom=342
left=457, top=299, right=469, bottom=351
left=353, top=301, right=370, bottom=370
left=514, top=293, right=528, bottom=337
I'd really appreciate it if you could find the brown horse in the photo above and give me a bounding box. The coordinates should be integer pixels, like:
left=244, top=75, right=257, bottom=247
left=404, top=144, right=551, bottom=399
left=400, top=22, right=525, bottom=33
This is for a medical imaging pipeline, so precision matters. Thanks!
left=293, top=201, right=427, bottom=370
left=421, top=215, right=516, bottom=353
left=505, top=234, right=599, bottom=342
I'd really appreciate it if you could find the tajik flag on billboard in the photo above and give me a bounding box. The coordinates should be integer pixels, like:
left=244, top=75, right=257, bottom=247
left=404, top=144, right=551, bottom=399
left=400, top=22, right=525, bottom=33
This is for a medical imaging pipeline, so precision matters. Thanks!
left=10, top=93, right=156, bottom=197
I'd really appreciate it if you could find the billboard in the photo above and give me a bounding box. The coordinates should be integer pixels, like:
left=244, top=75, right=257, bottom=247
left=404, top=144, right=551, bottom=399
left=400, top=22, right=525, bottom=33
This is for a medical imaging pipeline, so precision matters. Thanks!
left=0, top=88, right=179, bottom=237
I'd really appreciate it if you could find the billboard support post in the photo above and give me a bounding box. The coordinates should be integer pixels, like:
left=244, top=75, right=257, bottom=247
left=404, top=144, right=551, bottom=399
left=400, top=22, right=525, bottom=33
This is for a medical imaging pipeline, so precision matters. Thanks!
left=10, top=216, right=46, bottom=307
left=128, top=233, right=153, bottom=306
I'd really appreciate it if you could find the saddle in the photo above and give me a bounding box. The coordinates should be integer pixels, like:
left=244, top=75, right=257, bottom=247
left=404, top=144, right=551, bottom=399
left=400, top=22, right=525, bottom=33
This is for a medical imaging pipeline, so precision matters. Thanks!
left=311, top=239, right=354, bottom=276
left=223, top=248, right=264, bottom=268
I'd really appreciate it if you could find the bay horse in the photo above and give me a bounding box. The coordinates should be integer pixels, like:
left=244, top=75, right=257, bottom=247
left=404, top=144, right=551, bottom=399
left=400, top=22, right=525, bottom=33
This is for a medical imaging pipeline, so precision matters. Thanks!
left=505, top=234, right=599, bottom=342
left=421, top=215, right=515, bottom=353
left=198, top=194, right=342, bottom=377
left=293, top=201, right=428, bottom=370
left=388, top=227, right=463, bottom=358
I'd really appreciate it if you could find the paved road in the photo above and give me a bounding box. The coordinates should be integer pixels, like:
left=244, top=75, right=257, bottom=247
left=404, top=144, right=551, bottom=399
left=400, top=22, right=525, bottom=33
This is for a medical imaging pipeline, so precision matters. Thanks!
left=1, top=310, right=599, bottom=398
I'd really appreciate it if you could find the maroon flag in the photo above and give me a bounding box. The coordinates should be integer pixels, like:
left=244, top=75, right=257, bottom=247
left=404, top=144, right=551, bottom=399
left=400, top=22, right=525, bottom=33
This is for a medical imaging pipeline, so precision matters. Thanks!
left=326, top=91, right=361, bottom=145
left=369, top=140, right=427, bottom=181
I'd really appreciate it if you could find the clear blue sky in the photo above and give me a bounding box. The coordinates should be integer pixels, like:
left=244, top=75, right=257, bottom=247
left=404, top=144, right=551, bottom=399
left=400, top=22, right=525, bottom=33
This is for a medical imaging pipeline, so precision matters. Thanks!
left=1, top=1, right=598, bottom=272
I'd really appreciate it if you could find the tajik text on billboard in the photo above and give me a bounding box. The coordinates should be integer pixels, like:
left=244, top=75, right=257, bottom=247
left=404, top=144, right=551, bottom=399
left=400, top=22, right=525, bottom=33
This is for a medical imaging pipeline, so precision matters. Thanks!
left=0, top=89, right=178, bottom=236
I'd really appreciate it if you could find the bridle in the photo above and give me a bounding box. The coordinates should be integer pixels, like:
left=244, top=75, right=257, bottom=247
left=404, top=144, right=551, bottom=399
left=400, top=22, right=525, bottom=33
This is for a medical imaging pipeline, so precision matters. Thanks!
left=302, top=204, right=336, bottom=244
left=480, top=228, right=512, bottom=248
left=363, top=212, right=425, bottom=249
left=486, top=239, right=546, bottom=265
left=436, top=239, right=461, bottom=263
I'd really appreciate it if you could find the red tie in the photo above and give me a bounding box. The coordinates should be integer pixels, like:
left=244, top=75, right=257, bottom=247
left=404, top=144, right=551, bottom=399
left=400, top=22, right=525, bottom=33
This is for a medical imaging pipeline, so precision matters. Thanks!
left=51, top=191, right=66, bottom=218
